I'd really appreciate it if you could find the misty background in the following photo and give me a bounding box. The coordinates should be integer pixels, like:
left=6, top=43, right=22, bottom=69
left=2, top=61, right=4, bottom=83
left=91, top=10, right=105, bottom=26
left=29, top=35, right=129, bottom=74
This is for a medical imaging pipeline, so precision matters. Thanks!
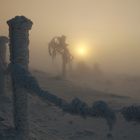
left=0, top=0, right=140, bottom=75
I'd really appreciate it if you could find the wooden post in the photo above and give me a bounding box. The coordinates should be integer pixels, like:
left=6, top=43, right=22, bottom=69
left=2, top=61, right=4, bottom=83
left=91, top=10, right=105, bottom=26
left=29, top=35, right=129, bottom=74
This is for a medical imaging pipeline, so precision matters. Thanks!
left=7, top=16, right=33, bottom=140
left=0, top=36, right=8, bottom=96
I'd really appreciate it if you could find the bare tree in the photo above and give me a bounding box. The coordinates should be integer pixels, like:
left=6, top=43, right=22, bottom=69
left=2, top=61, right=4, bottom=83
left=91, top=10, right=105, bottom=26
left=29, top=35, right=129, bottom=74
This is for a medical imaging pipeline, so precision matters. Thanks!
left=48, top=35, right=73, bottom=78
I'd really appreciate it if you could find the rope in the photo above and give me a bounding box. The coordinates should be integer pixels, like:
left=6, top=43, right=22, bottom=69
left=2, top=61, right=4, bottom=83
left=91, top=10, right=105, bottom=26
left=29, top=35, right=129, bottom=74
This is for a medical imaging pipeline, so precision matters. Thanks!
left=10, top=63, right=140, bottom=131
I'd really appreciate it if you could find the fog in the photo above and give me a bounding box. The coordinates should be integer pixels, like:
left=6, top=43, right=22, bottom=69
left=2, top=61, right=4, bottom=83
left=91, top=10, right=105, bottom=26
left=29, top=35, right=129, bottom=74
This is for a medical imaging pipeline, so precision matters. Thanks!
left=1, top=2, right=140, bottom=139
left=1, top=0, right=140, bottom=75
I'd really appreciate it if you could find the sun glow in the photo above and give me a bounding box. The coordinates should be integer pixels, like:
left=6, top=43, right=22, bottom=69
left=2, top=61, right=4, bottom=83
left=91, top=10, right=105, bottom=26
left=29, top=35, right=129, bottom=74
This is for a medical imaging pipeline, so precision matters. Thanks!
left=74, top=42, right=90, bottom=59
left=77, top=46, right=87, bottom=56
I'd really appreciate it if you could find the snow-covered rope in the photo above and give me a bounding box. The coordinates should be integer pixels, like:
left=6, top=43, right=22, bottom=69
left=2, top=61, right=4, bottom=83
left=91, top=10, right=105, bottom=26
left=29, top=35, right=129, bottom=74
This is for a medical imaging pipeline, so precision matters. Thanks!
left=10, top=63, right=140, bottom=129
left=121, top=105, right=140, bottom=122
left=10, top=63, right=116, bottom=130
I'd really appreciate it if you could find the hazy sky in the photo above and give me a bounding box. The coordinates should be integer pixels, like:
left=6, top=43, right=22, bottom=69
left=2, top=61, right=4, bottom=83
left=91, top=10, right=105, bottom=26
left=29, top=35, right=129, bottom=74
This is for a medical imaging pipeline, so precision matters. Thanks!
left=0, top=0, right=140, bottom=75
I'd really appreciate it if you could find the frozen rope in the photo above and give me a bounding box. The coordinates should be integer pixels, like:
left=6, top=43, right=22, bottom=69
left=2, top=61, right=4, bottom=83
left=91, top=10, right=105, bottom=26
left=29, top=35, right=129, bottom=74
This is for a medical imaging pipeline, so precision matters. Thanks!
left=121, top=105, right=140, bottom=122
left=10, top=63, right=116, bottom=130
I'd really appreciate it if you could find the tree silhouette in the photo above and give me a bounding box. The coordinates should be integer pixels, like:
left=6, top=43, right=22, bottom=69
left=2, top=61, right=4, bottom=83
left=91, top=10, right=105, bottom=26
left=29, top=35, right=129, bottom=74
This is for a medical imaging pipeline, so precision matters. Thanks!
left=48, top=35, right=73, bottom=78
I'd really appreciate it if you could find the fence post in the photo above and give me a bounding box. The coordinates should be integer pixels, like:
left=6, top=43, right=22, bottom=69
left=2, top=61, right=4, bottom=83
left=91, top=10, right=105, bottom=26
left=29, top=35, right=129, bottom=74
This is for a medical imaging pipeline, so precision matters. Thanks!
left=0, top=36, right=8, bottom=96
left=7, top=16, right=33, bottom=140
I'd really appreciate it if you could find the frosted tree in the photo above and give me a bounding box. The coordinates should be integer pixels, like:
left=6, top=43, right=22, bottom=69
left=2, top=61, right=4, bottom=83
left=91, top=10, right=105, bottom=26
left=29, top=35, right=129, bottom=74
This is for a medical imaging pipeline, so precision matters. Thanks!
left=48, top=35, right=73, bottom=78
left=0, top=36, right=9, bottom=96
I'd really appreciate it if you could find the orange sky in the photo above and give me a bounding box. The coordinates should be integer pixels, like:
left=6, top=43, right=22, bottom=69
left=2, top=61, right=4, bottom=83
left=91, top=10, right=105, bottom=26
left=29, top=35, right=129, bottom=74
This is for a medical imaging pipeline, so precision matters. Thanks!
left=0, top=0, right=140, bottom=75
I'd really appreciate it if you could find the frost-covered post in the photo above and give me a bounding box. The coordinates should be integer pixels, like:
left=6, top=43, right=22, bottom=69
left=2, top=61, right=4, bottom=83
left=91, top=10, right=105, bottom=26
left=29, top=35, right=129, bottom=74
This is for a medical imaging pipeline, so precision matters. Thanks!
left=7, top=16, right=33, bottom=140
left=0, top=36, right=9, bottom=96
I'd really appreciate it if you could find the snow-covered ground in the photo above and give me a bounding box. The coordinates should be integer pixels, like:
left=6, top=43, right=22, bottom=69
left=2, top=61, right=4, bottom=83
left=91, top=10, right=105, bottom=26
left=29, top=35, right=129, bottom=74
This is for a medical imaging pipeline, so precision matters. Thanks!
left=0, top=70, right=140, bottom=140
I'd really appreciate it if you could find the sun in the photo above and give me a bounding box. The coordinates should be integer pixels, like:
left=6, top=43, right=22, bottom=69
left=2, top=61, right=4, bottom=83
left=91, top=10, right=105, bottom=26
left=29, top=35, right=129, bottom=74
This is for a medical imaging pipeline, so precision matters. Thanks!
left=77, top=47, right=87, bottom=56
left=74, top=42, right=89, bottom=58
